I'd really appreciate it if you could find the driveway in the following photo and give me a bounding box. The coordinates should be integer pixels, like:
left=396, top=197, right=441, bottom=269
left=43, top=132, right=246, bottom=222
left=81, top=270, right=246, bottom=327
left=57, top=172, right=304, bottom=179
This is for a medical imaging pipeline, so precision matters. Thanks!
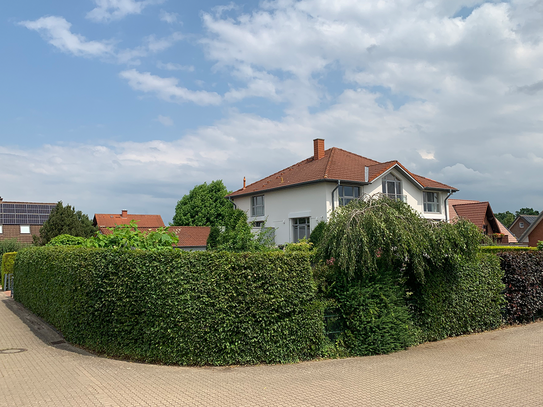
left=1, top=292, right=542, bottom=407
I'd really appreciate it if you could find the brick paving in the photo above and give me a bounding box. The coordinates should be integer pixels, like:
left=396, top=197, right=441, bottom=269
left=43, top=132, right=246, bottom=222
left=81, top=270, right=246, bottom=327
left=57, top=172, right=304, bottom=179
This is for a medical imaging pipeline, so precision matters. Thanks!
left=1, top=292, right=542, bottom=407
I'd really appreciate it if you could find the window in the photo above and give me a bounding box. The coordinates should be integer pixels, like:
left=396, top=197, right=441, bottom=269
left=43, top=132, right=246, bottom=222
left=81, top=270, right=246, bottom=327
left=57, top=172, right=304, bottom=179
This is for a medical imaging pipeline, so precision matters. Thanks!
left=0, top=225, right=2, bottom=234
left=253, top=221, right=264, bottom=228
left=423, top=192, right=440, bottom=213
left=339, top=186, right=360, bottom=206
left=292, top=218, right=310, bottom=243
left=20, top=225, right=30, bottom=234
left=382, top=174, right=404, bottom=201
left=520, top=222, right=524, bottom=229
left=251, top=195, right=264, bottom=217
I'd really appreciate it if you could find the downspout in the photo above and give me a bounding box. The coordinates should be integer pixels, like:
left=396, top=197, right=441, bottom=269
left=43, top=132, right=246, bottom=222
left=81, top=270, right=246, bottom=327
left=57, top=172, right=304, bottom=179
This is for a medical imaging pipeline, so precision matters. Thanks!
left=444, top=189, right=454, bottom=222
left=331, top=180, right=341, bottom=211
left=228, top=196, right=237, bottom=210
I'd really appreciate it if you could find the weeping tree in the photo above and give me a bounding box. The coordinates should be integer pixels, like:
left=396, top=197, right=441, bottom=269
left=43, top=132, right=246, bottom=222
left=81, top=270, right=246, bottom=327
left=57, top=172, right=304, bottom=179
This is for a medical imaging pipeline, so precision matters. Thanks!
left=318, top=194, right=483, bottom=355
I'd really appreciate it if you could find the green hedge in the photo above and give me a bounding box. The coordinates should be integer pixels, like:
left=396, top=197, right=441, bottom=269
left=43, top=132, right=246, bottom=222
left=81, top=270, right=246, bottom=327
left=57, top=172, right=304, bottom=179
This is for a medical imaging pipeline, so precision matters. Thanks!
left=14, top=247, right=324, bottom=365
left=480, top=246, right=537, bottom=254
left=499, top=251, right=543, bottom=323
left=410, top=253, right=505, bottom=341
left=1, top=252, right=17, bottom=290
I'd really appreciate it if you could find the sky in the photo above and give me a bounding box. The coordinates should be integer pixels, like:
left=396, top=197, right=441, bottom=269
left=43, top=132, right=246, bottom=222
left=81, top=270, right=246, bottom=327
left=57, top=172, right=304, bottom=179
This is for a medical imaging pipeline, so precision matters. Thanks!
left=1, top=0, right=543, bottom=224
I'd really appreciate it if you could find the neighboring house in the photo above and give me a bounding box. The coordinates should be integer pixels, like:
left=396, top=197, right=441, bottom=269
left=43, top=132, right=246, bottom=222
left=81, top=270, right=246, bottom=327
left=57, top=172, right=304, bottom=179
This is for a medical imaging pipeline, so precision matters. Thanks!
left=93, top=210, right=210, bottom=250
left=168, top=226, right=210, bottom=251
left=93, top=210, right=165, bottom=234
left=0, top=197, right=57, bottom=244
left=448, top=199, right=517, bottom=244
left=509, top=214, right=539, bottom=239
left=515, top=212, right=543, bottom=247
left=227, top=139, right=458, bottom=245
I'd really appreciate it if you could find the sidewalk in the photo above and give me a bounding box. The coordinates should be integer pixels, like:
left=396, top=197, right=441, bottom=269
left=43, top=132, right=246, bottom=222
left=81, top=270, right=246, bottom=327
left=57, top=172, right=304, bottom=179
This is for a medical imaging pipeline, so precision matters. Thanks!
left=1, top=291, right=542, bottom=407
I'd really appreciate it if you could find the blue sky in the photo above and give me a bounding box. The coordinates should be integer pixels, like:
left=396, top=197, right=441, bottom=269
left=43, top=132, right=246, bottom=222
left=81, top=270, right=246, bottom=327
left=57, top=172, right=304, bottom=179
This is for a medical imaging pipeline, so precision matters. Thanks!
left=2, top=0, right=543, bottom=223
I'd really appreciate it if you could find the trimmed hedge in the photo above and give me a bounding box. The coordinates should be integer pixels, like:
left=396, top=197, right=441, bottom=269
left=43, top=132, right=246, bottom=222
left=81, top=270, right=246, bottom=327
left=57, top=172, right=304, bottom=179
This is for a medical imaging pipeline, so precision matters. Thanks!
left=14, top=247, right=324, bottom=365
left=409, top=253, right=505, bottom=341
left=480, top=246, right=537, bottom=254
left=1, top=252, right=16, bottom=289
left=499, top=251, right=543, bottom=323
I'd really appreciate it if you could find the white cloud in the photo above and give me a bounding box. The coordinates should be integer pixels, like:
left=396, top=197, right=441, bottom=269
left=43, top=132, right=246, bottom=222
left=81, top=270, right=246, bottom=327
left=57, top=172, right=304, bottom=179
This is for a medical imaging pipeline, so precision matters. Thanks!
left=87, top=0, right=164, bottom=23
left=159, top=10, right=179, bottom=24
left=119, top=69, right=222, bottom=105
left=19, top=16, right=114, bottom=57
left=156, top=61, right=194, bottom=71
left=157, top=115, right=173, bottom=126
left=117, top=32, right=184, bottom=64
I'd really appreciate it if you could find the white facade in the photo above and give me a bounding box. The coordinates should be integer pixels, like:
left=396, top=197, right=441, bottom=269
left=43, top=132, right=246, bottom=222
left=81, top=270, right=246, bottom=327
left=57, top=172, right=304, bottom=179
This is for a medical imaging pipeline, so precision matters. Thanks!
left=232, top=167, right=451, bottom=245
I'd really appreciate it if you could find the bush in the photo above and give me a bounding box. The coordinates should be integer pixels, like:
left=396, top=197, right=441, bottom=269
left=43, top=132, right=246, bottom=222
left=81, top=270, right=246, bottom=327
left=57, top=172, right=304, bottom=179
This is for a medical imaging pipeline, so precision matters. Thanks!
left=538, top=241, right=543, bottom=251
left=480, top=246, right=537, bottom=254
left=14, top=247, right=324, bottom=365
left=0, top=239, right=27, bottom=257
left=1, top=252, right=17, bottom=289
left=499, top=251, right=543, bottom=323
left=46, top=234, right=86, bottom=246
left=309, top=221, right=326, bottom=247
left=335, top=269, right=416, bottom=355
left=409, top=253, right=505, bottom=341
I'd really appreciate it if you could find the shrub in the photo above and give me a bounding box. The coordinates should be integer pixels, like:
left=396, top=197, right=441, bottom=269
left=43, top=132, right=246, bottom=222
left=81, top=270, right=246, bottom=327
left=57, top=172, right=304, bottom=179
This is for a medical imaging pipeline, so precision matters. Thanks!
left=1, top=252, right=17, bottom=289
left=480, top=246, right=537, bottom=254
left=309, top=221, right=326, bottom=247
left=538, top=241, right=543, bottom=251
left=498, top=251, right=543, bottom=323
left=46, top=234, right=86, bottom=246
left=0, top=239, right=27, bottom=257
left=14, top=247, right=324, bottom=365
left=409, top=253, right=505, bottom=341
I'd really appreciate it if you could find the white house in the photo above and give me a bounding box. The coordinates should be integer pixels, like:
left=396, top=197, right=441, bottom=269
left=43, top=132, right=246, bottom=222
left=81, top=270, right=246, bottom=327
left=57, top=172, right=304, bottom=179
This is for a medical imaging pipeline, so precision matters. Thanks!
left=227, top=139, right=458, bottom=245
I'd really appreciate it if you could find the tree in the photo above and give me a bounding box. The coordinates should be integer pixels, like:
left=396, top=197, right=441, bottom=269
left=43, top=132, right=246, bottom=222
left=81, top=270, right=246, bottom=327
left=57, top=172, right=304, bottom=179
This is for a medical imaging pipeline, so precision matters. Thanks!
left=172, top=180, right=233, bottom=227
left=495, top=211, right=515, bottom=228
left=516, top=208, right=539, bottom=217
left=35, top=202, right=97, bottom=245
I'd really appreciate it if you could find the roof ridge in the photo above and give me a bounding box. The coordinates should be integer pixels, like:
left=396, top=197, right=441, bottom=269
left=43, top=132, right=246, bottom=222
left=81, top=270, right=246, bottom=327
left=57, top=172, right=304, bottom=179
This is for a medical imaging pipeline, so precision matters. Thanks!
left=333, top=147, right=381, bottom=165
left=323, top=148, right=335, bottom=178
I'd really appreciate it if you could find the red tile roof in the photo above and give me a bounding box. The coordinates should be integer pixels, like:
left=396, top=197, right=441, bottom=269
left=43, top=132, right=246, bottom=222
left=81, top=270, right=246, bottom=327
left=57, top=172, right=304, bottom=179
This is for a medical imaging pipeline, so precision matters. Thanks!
left=452, top=201, right=490, bottom=229
left=168, top=226, right=210, bottom=248
left=228, top=147, right=456, bottom=197
left=93, top=211, right=164, bottom=229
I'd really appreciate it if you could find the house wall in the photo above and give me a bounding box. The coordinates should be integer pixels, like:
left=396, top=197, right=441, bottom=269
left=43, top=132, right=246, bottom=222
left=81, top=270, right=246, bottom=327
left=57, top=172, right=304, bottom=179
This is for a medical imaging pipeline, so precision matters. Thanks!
left=509, top=216, right=528, bottom=238
left=361, top=170, right=448, bottom=221
left=0, top=225, right=40, bottom=244
left=528, top=221, right=543, bottom=247
left=234, top=183, right=332, bottom=245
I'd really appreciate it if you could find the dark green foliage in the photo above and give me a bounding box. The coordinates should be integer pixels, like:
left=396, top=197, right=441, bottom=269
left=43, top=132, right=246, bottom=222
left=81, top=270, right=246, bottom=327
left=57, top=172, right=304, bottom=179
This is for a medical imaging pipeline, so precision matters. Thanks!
left=499, top=251, right=543, bottom=323
left=1, top=252, right=17, bottom=288
left=516, top=208, right=539, bottom=217
left=538, top=241, right=543, bottom=251
left=172, top=180, right=233, bottom=227
left=309, top=221, right=326, bottom=246
left=0, top=239, right=28, bottom=256
left=36, top=201, right=97, bottom=245
left=335, top=270, right=416, bottom=355
left=495, top=211, right=515, bottom=228
left=46, top=234, right=86, bottom=246
left=409, top=253, right=505, bottom=341
left=14, top=248, right=323, bottom=365
left=480, top=246, right=537, bottom=254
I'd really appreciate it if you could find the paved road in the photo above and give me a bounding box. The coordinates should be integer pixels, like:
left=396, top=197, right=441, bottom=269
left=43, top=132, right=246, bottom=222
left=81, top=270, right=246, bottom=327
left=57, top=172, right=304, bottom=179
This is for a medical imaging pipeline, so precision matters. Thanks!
left=1, top=292, right=542, bottom=407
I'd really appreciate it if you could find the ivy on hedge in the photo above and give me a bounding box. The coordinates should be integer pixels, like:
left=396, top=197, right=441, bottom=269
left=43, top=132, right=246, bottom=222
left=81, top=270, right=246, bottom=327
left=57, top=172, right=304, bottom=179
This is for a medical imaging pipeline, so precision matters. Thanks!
left=499, top=251, right=543, bottom=323
left=14, top=247, right=324, bottom=365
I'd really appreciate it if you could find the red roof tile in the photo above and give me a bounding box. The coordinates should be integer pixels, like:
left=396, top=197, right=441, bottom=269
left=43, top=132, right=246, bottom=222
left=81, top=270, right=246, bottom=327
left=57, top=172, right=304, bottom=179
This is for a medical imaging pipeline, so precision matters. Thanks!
left=228, top=146, right=456, bottom=197
left=93, top=211, right=164, bottom=229
left=168, top=226, right=210, bottom=248
left=452, top=202, right=490, bottom=229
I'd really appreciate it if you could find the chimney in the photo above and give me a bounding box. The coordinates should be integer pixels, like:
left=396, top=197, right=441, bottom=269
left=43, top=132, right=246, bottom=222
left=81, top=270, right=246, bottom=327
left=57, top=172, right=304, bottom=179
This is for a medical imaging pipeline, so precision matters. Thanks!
left=243, top=177, right=246, bottom=190
left=121, top=209, right=128, bottom=217
left=313, top=138, right=325, bottom=160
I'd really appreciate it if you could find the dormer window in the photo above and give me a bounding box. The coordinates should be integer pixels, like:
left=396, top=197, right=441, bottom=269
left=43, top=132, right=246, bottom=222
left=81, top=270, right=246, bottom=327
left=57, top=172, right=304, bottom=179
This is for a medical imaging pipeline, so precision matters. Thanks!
left=423, top=192, right=440, bottom=213
left=382, top=174, right=404, bottom=201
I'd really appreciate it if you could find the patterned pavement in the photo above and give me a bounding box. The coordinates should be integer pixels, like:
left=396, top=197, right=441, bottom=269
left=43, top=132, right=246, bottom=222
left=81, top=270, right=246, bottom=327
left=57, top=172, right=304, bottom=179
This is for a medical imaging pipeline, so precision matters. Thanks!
left=1, top=292, right=542, bottom=407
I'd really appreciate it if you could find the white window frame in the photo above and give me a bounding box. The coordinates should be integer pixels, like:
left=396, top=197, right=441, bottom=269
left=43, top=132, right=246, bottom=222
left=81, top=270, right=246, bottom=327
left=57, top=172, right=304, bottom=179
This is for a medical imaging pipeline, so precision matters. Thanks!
left=0, top=225, right=3, bottom=234
left=292, top=217, right=310, bottom=243
left=339, top=186, right=360, bottom=206
left=382, top=174, right=404, bottom=201
left=519, top=222, right=524, bottom=228
left=20, top=225, right=31, bottom=234
left=251, top=195, right=265, bottom=217
left=423, top=192, right=441, bottom=213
